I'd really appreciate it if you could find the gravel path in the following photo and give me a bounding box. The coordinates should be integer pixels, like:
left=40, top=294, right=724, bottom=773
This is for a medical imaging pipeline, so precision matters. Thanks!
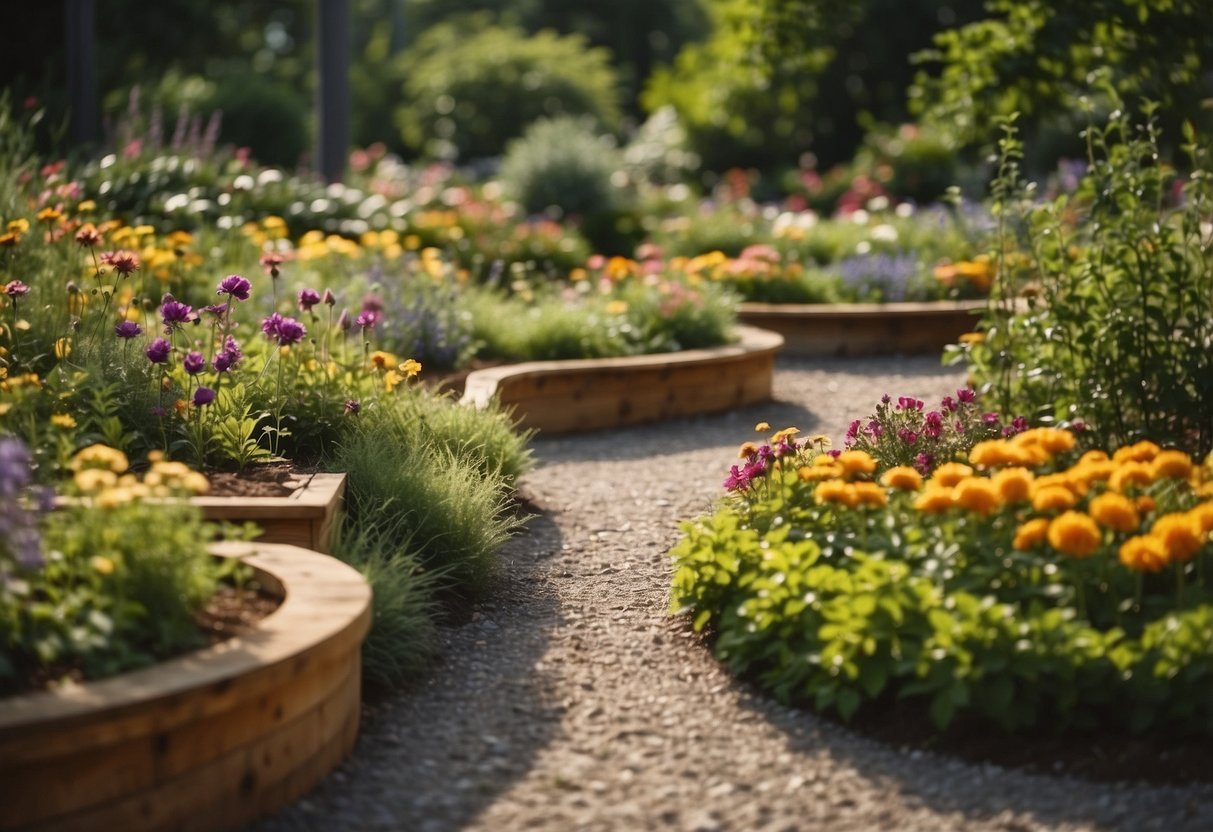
left=252, top=355, right=1213, bottom=832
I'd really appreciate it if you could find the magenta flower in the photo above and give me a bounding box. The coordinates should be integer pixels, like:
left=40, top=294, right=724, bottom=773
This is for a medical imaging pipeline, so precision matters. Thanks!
left=896, top=396, right=924, bottom=411
left=262, top=313, right=306, bottom=346
left=913, top=453, right=934, bottom=475
left=3, top=280, right=30, bottom=297
left=897, top=428, right=919, bottom=445
left=145, top=337, right=172, bottom=364
left=322, top=288, right=336, bottom=306
left=203, top=302, right=229, bottom=318
left=957, top=388, right=977, bottom=403
left=297, top=288, right=321, bottom=312
left=344, top=399, right=361, bottom=415
left=217, top=274, right=252, bottom=301
left=354, top=310, right=379, bottom=330
left=723, top=464, right=749, bottom=491
left=940, top=395, right=957, bottom=413
left=193, top=386, right=216, bottom=406
left=159, top=294, right=196, bottom=329
left=183, top=351, right=206, bottom=375
left=114, top=320, right=142, bottom=339
left=213, top=336, right=243, bottom=373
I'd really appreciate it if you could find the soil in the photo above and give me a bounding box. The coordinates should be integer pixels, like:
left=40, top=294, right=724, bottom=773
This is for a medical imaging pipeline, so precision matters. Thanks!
left=203, top=460, right=321, bottom=498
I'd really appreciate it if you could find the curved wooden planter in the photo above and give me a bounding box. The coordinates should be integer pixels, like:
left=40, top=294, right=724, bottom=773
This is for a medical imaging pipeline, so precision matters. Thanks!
left=0, top=541, right=372, bottom=832
left=737, top=300, right=986, bottom=357
left=193, top=472, right=347, bottom=554
left=460, top=325, right=784, bottom=434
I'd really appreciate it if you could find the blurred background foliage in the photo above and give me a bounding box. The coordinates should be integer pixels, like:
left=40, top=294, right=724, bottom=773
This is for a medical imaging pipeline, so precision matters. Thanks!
left=3, top=0, right=1210, bottom=184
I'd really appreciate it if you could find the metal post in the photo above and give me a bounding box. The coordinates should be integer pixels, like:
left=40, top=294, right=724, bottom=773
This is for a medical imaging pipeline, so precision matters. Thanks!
left=65, top=0, right=98, bottom=146
left=315, top=0, right=350, bottom=182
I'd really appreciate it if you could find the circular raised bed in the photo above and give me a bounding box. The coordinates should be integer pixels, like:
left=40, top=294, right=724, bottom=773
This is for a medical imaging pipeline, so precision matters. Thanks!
left=0, top=541, right=372, bottom=832
left=737, top=300, right=986, bottom=356
left=460, top=325, right=784, bottom=434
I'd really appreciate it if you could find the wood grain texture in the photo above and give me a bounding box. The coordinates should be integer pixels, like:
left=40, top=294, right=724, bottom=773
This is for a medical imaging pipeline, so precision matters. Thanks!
left=195, top=473, right=346, bottom=553
left=461, top=325, right=783, bottom=434
left=737, top=301, right=986, bottom=356
left=0, top=542, right=371, bottom=832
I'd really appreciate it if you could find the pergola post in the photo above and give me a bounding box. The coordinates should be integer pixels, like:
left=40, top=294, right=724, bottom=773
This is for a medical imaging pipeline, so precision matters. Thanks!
left=315, top=0, right=350, bottom=182
left=65, top=0, right=98, bottom=146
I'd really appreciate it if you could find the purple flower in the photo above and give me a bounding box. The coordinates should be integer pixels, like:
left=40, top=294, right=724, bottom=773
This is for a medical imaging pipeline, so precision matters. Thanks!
left=261, top=312, right=284, bottom=338
left=297, top=288, right=321, bottom=312
left=159, top=294, right=196, bottom=329
left=3, top=280, right=30, bottom=297
left=203, top=302, right=229, bottom=318
left=216, top=274, right=251, bottom=301
left=322, top=288, right=336, bottom=306
left=213, top=336, right=244, bottom=373
left=867, top=419, right=884, bottom=438
left=881, top=393, right=891, bottom=404
left=183, top=351, right=206, bottom=375
left=826, top=449, right=842, bottom=459
left=897, top=396, right=924, bottom=411
left=344, top=399, right=361, bottom=415
left=845, top=419, right=861, bottom=445
left=354, top=310, right=379, bottom=330
left=263, top=313, right=307, bottom=346
left=940, top=395, right=957, bottom=413
left=145, top=337, right=172, bottom=364
left=723, top=464, right=749, bottom=492
left=914, top=453, right=934, bottom=475
left=957, top=388, right=977, bottom=403
left=897, top=428, right=919, bottom=445
left=114, top=320, right=142, bottom=339
left=1071, top=420, right=1087, bottom=433
left=982, top=412, right=1000, bottom=425
left=360, top=294, right=384, bottom=314
left=193, top=386, right=216, bottom=406
left=1009, top=416, right=1029, bottom=434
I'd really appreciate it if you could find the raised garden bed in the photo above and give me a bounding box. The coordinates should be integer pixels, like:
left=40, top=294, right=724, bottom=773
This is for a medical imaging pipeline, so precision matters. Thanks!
left=460, top=325, right=784, bottom=434
left=0, top=540, right=372, bottom=832
left=736, top=300, right=986, bottom=356
left=194, top=472, right=347, bottom=554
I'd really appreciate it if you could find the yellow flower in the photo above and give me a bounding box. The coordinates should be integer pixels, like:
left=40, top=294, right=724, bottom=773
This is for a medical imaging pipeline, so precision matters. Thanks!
left=931, top=462, right=973, bottom=488
left=1108, top=461, right=1154, bottom=493
left=1188, top=502, right=1213, bottom=535
left=954, top=477, right=1002, bottom=516
left=1032, top=484, right=1078, bottom=512
left=399, top=358, right=422, bottom=378
left=77, top=200, right=96, bottom=213
left=90, top=555, right=116, bottom=575
left=369, top=350, right=398, bottom=371
left=879, top=466, right=923, bottom=491
left=1151, top=513, right=1204, bottom=563
left=94, top=487, right=137, bottom=509
left=74, top=468, right=118, bottom=493
left=71, top=443, right=129, bottom=473
left=754, top=422, right=770, bottom=433
left=968, top=439, right=1017, bottom=469
left=1013, top=518, right=1051, bottom=551
left=605, top=300, right=629, bottom=316
left=770, top=426, right=800, bottom=444
left=1112, top=440, right=1162, bottom=464
left=1088, top=492, right=1140, bottom=533
left=8, top=218, right=30, bottom=233
left=1047, top=511, right=1102, bottom=558
left=913, top=485, right=954, bottom=514
left=51, top=413, right=77, bottom=429
left=835, top=450, right=877, bottom=477
left=54, top=337, right=72, bottom=359
left=738, top=441, right=759, bottom=459
left=1119, top=535, right=1169, bottom=573
left=1135, top=495, right=1157, bottom=515
left=806, top=433, right=831, bottom=448
left=957, top=332, right=985, bottom=345
left=852, top=481, right=888, bottom=508
left=814, top=479, right=858, bottom=507
left=383, top=370, right=403, bottom=391
left=1149, top=450, right=1193, bottom=480
left=992, top=467, right=1034, bottom=503
left=798, top=463, right=842, bottom=482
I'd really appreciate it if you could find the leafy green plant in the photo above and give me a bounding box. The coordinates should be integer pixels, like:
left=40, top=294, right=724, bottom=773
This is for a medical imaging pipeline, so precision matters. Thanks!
left=956, top=106, right=1213, bottom=456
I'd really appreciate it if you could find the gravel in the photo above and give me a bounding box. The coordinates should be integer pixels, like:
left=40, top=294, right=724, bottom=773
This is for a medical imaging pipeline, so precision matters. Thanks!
left=251, top=354, right=1213, bottom=832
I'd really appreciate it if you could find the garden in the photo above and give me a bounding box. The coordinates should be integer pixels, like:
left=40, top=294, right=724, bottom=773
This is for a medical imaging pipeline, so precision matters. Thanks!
left=3, top=1, right=1213, bottom=830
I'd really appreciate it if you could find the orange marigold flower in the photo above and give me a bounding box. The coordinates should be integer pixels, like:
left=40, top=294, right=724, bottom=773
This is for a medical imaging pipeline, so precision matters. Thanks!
left=1047, top=511, right=1102, bottom=558
left=1078, top=450, right=1110, bottom=465
left=799, top=464, right=842, bottom=482
left=954, top=477, right=1002, bottom=516
left=993, top=467, right=1034, bottom=503
left=932, top=462, right=973, bottom=488
left=835, top=450, right=877, bottom=477
left=913, top=485, right=954, bottom=514
left=368, top=350, right=398, bottom=370
left=1135, top=495, right=1157, bottom=515
left=1119, top=535, right=1169, bottom=573
left=1188, top=502, right=1213, bottom=535
left=1152, top=513, right=1204, bottom=563
left=1020, top=427, right=1076, bottom=455
left=1149, top=449, right=1193, bottom=480
left=969, top=439, right=1017, bottom=469
left=1069, top=459, right=1117, bottom=488
left=1108, top=461, right=1153, bottom=493
left=1032, top=484, right=1078, bottom=512
left=815, top=479, right=859, bottom=507
left=852, top=481, right=888, bottom=508
left=879, top=466, right=923, bottom=491
left=1013, top=518, right=1051, bottom=551
left=1112, top=440, right=1162, bottom=464
left=1088, top=492, right=1140, bottom=533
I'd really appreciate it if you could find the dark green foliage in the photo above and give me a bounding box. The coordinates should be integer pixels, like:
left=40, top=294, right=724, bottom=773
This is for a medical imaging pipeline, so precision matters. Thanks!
left=395, top=16, right=622, bottom=161
left=957, top=107, right=1213, bottom=455
left=202, top=74, right=309, bottom=169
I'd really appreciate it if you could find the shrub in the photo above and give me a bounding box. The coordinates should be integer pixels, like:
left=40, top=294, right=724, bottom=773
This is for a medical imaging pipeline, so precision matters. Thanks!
left=672, top=426, right=1213, bottom=735
left=956, top=106, right=1213, bottom=456
left=202, top=74, right=310, bottom=169
left=395, top=17, right=622, bottom=161
left=499, top=116, right=624, bottom=219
